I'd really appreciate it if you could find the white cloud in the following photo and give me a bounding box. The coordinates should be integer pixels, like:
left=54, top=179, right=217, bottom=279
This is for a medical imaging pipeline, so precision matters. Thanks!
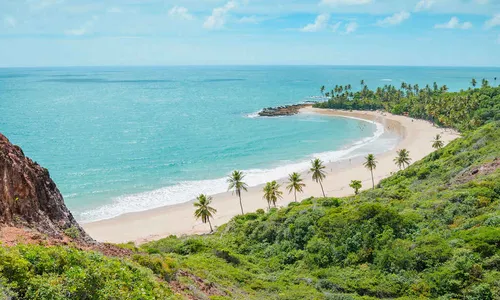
left=203, top=1, right=237, bottom=30
left=321, top=0, right=371, bottom=5
left=414, top=0, right=434, bottom=11
left=376, top=11, right=410, bottom=26
left=345, top=21, right=358, bottom=34
left=484, top=14, right=500, bottom=29
left=168, top=6, right=194, bottom=20
left=238, top=16, right=259, bottom=24
left=3, top=16, right=17, bottom=28
left=331, top=21, right=342, bottom=32
left=434, top=17, right=472, bottom=29
left=107, top=7, right=122, bottom=13
left=64, top=16, right=98, bottom=36
left=300, top=13, right=330, bottom=32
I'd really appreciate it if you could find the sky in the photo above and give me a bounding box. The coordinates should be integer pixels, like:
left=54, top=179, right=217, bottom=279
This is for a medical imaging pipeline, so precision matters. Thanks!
left=0, top=0, right=500, bottom=67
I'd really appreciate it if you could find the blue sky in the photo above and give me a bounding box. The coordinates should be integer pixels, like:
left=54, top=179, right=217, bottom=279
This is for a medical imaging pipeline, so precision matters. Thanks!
left=1, top=0, right=499, bottom=67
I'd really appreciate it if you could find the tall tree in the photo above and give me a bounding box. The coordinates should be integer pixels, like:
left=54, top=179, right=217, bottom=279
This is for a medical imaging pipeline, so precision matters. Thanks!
left=471, top=78, right=477, bottom=88
left=482, top=79, right=489, bottom=88
left=349, top=180, right=362, bottom=195
left=227, top=170, right=248, bottom=215
left=360, top=79, right=365, bottom=86
left=286, top=172, right=306, bottom=202
left=320, top=85, right=325, bottom=96
left=310, top=158, right=327, bottom=197
left=432, top=134, right=444, bottom=150
left=263, top=180, right=283, bottom=209
left=193, top=194, right=217, bottom=233
left=363, top=154, right=377, bottom=189
left=394, top=149, right=412, bottom=170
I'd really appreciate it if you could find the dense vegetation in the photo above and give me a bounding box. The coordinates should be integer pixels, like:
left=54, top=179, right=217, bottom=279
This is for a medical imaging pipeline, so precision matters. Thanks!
left=140, top=121, right=500, bottom=299
left=1, top=83, right=499, bottom=299
left=315, top=80, right=499, bottom=131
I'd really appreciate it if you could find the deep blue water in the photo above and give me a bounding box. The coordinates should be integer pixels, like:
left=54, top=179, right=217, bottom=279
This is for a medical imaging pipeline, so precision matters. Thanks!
left=1, top=66, right=498, bottom=222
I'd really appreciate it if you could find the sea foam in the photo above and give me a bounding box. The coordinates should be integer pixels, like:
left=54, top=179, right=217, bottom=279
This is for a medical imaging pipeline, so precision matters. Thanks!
left=78, top=117, right=389, bottom=223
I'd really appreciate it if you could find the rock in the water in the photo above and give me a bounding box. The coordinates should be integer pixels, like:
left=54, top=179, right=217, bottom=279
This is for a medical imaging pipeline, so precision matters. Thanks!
left=258, top=104, right=309, bottom=117
left=0, top=133, right=91, bottom=241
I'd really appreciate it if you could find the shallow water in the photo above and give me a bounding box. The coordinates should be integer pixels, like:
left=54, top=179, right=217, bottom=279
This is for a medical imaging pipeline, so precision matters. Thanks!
left=1, top=65, right=498, bottom=222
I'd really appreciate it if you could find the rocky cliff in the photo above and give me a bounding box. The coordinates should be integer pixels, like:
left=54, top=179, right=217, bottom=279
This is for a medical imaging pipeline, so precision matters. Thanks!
left=0, top=133, right=91, bottom=241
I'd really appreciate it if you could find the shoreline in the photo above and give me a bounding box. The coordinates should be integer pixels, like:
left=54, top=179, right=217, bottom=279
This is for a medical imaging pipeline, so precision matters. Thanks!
left=83, top=108, right=459, bottom=244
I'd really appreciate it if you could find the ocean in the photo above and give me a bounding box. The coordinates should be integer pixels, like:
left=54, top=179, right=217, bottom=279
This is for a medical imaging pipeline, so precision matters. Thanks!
left=1, top=66, right=498, bottom=222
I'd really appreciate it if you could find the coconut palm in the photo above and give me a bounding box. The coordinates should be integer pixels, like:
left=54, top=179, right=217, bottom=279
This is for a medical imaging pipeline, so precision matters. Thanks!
left=310, top=158, right=327, bottom=197
left=394, top=149, right=412, bottom=170
left=286, top=172, right=306, bottom=202
left=363, top=154, right=377, bottom=189
left=320, top=85, right=325, bottom=96
left=193, top=194, right=217, bottom=233
left=471, top=78, right=477, bottom=88
left=432, top=134, right=444, bottom=150
left=227, top=170, right=248, bottom=215
left=482, top=78, right=489, bottom=88
left=349, top=180, right=362, bottom=195
left=263, top=180, right=283, bottom=209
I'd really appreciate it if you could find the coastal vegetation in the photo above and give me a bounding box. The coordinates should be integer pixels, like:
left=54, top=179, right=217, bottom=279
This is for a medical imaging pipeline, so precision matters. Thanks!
left=227, top=170, right=248, bottom=215
left=287, top=172, right=306, bottom=202
left=363, top=154, right=377, bottom=189
left=394, top=149, right=411, bottom=170
left=194, top=194, right=217, bottom=233
left=1, top=82, right=499, bottom=299
left=433, top=134, right=445, bottom=150
left=310, top=158, right=327, bottom=197
left=349, top=180, right=362, bottom=195
left=262, top=181, right=283, bottom=210
left=314, top=79, right=500, bottom=131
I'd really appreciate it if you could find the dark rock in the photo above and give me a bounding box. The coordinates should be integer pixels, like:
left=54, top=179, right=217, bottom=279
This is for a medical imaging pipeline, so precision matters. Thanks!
left=0, top=133, right=92, bottom=242
left=258, top=104, right=309, bottom=117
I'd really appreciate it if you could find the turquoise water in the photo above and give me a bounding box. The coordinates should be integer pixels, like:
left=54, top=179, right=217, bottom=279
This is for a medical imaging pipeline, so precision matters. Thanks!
left=1, top=66, right=499, bottom=222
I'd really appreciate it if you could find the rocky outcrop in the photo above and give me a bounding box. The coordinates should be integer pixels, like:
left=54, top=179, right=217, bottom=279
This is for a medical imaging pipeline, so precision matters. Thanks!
left=0, top=133, right=91, bottom=242
left=258, top=104, right=309, bottom=117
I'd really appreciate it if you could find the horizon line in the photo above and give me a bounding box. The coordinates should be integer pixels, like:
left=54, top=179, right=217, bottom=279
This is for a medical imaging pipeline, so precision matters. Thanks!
left=2, top=64, right=500, bottom=69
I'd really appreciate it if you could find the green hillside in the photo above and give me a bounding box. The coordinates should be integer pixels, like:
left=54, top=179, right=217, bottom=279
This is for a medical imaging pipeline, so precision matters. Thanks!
left=1, top=85, right=499, bottom=299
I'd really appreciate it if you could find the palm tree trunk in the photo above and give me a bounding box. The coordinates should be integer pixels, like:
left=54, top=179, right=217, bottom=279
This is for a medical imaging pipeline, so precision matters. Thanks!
left=294, top=189, right=297, bottom=202
left=238, top=193, right=244, bottom=215
left=370, top=169, right=375, bottom=189
left=319, top=181, right=326, bottom=197
left=208, top=218, right=213, bottom=233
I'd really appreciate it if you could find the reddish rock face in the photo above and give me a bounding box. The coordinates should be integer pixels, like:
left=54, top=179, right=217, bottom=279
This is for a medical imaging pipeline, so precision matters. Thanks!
left=0, top=133, right=91, bottom=241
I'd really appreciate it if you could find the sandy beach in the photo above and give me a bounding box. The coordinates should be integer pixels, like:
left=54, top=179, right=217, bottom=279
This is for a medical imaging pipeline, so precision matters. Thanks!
left=83, top=107, right=460, bottom=244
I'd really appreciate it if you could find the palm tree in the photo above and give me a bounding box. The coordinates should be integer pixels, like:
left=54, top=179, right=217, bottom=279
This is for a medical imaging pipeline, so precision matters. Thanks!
left=360, top=79, right=365, bottom=87
left=394, top=149, right=412, bottom=170
left=263, top=181, right=283, bottom=209
left=194, top=194, right=217, bottom=233
left=471, top=78, right=477, bottom=88
left=432, top=134, right=444, bottom=150
left=227, top=170, right=248, bottom=215
left=320, top=85, right=325, bottom=96
left=363, top=154, right=377, bottom=189
left=286, top=172, right=305, bottom=202
left=349, top=180, right=362, bottom=195
left=482, top=79, right=489, bottom=88
left=310, top=158, right=327, bottom=197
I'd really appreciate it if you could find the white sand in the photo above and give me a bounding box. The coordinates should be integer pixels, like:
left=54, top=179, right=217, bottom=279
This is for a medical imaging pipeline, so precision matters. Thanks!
left=83, top=108, right=459, bottom=244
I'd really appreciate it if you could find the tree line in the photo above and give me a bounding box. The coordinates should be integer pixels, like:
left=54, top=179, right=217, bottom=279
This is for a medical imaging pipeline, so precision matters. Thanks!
left=317, top=78, right=499, bottom=131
